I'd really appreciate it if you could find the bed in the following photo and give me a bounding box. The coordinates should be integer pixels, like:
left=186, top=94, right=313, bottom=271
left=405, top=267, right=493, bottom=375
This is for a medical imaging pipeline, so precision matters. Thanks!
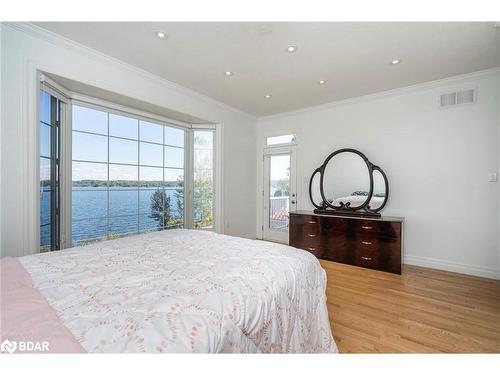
left=1, top=229, right=337, bottom=353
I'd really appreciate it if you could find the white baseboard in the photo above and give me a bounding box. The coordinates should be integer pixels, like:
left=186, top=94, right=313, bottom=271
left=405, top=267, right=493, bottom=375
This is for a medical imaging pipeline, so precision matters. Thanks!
left=403, top=254, right=500, bottom=280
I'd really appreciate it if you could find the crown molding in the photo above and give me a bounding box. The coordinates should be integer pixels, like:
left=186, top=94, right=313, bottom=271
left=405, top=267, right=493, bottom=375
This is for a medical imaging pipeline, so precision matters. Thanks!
left=3, top=22, right=256, bottom=121
left=259, top=67, right=500, bottom=121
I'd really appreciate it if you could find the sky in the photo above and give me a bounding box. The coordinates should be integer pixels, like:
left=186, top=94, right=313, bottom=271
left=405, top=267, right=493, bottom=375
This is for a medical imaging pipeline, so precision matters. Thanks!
left=70, top=105, right=190, bottom=182
left=40, top=101, right=214, bottom=183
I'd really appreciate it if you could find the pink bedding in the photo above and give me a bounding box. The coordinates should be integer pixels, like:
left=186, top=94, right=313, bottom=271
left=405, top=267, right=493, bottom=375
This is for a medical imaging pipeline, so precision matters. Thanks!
left=0, top=257, right=85, bottom=353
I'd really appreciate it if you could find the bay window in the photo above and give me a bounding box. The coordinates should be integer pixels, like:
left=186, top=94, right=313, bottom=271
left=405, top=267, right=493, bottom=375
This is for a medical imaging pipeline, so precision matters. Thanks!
left=39, top=84, right=217, bottom=250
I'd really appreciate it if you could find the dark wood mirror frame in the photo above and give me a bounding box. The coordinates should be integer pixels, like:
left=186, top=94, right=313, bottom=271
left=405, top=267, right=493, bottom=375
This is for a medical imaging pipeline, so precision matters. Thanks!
left=308, top=148, right=389, bottom=217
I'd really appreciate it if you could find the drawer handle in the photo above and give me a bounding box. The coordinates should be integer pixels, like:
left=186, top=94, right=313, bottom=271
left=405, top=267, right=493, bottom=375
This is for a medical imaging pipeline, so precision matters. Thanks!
left=361, top=226, right=372, bottom=230
left=308, top=247, right=316, bottom=251
left=307, top=234, right=316, bottom=238
left=361, top=241, right=372, bottom=245
left=362, top=256, right=372, bottom=261
left=307, top=220, right=317, bottom=224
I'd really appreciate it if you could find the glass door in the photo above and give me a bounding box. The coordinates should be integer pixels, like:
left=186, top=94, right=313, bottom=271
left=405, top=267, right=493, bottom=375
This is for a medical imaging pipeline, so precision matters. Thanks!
left=263, top=146, right=296, bottom=243
left=39, top=89, right=62, bottom=251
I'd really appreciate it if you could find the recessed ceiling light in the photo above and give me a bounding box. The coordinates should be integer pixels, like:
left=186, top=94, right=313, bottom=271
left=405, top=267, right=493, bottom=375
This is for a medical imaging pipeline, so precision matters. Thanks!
left=155, top=31, right=167, bottom=39
left=390, top=58, right=401, bottom=65
left=224, top=71, right=233, bottom=76
left=318, top=80, right=326, bottom=84
left=265, top=94, right=272, bottom=99
left=286, top=46, right=298, bottom=53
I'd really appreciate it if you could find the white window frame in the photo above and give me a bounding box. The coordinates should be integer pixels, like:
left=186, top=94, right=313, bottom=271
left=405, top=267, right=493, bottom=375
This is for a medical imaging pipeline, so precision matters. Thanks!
left=32, top=71, right=222, bottom=252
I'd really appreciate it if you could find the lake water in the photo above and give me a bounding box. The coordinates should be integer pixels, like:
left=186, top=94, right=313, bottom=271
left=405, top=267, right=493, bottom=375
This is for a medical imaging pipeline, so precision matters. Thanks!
left=40, top=187, right=183, bottom=247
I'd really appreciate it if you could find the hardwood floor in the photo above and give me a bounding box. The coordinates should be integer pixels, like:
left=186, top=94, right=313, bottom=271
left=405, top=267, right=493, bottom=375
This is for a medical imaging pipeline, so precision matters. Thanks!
left=320, top=260, right=500, bottom=353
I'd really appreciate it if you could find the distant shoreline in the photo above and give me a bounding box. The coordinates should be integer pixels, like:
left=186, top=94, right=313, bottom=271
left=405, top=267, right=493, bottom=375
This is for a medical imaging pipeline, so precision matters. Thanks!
left=42, top=179, right=182, bottom=188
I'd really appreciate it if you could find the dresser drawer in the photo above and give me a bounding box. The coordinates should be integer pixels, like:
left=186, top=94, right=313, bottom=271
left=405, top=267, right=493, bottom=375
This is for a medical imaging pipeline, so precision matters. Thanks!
left=289, top=214, right=322, bottom=243
left=290, top=214, right=321, bottom=231
left=353, top=219, right=401, bottom=239
left=300, top=243, right=326, bottom=259
left=353, top=237, right=401, bottom=274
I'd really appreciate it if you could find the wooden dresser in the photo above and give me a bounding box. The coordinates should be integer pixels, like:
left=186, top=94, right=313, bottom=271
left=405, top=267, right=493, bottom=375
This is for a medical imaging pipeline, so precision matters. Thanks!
left=289, top=211, right=404, bottom=274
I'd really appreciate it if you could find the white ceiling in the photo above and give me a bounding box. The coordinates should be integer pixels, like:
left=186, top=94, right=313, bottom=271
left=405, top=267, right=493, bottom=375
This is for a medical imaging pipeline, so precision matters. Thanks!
left=34, top=22, right=500, bottom=116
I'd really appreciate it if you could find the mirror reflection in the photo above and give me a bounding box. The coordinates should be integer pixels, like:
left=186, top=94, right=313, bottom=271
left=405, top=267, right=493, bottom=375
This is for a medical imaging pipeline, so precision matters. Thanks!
left=368, top=169, right=386, bottom=210
left=322, top=151, right=371, bottom=209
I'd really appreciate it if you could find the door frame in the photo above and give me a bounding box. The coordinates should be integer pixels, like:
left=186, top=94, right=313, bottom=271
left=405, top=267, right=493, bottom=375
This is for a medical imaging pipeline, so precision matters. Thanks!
left=262, top=145, right=297, bottom=244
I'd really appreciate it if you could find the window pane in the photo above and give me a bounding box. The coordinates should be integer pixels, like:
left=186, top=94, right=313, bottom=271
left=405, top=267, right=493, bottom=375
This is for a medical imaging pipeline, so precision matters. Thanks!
left=193, top=185, right=213, bottom=229
left=40, top=224, right=51, bottom=250
left=73, top=132, right=108, bottom=162
left=193, top=130, right=214, bottom=229
left=40, top=155, right=51, bottom=248
left=194, top=169, right=213, bottom=182
left=194, top=131, right=213, bottom=149
left=72, top=105, right=108, bottom=135
left=169, top=189, right=184, bottom=223
left=109, top=113, right=138, bottom=140
left=71, top=104, right=191, bottom=245
left=109, top=215, right=138, bottom=237
left=40, top=157, right=51, bottom=186
left=109, top=164, right=138, bottom=188
left=139, top=213, right=161, bottom=233
left=193, top=149, right=212, bottom=170
left=39, top=90, right=56, bottom=252
left=269, top=154, right=290, bottom=231
left=40, top=90, right=51, bottom=124
left=140, top=166, right=163, bottom=188
left=165, top=146, right=184, bottom=168
left=165, top=126, right=185, bottom=147
left=139, top=189, right=159, bottom=214
left=72, top=161, right=108, bottom=187
left=109, top=190, right=138, bottom=216
left=140, top=142, right=163, bottom=167
left=40, top=123, right=51, bottom=158
left=40, top=189, right=51, bottom=226
left=72, top=190, right=108, bottom=220
left=266, top=134, right=296, bottom=146
left=72, top=217, right=108, bottom=246
left=140, top=121, right=163, bottom=144
left=164, top=168, right=184, bottom=187
left=109, top=137, right=138, bottom=165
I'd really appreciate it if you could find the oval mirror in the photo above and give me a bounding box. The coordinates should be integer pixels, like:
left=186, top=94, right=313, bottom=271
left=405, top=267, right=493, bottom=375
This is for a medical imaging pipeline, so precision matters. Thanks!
left=320, top=150, right=373, bottom=210
left=367, top=167, right=389, bottom=212
left=309, top=168, right=323, bottom=208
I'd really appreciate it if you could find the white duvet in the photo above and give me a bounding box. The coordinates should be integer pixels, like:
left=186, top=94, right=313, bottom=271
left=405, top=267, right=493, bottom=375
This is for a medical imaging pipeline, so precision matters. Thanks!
left=19, top=230, right=337, bottom=353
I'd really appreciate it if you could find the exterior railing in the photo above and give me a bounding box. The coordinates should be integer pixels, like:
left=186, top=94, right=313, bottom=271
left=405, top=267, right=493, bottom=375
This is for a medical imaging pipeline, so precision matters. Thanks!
left=270, top=196, right=289, bottom=230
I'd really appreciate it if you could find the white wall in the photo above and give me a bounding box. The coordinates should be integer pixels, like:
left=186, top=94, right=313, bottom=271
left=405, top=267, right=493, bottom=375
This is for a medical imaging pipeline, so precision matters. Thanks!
left=1, top=23, right=257, bottom=257
left=257, top=69, right=500, bottom=279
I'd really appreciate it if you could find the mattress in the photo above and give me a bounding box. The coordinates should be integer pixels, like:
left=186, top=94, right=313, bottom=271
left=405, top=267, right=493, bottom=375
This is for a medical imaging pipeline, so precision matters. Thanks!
left=1, top=229, right=337, bottom=353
